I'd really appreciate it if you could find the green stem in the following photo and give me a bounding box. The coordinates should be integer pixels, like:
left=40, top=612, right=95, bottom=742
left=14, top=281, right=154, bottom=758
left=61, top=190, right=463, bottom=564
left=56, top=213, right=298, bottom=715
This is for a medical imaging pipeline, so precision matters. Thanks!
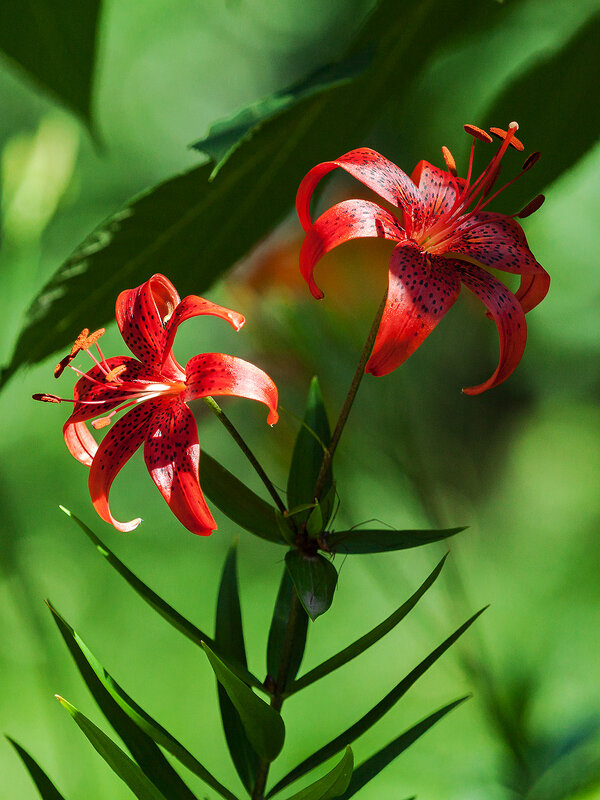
left=313, top=290, right=387, bottom=501
left=203, top=396, right=287, bottom=515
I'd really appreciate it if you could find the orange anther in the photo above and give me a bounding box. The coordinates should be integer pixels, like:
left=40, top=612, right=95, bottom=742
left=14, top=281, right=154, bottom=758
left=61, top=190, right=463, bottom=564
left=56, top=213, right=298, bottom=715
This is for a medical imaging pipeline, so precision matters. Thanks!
left=92, top=416, right=113, bottom=429
left=490, top=127, right=524, bottom=151
left=441, top=146, right=458, bottom=176
left=33, top=393, right=61, bottom=403
left=464, top=124, right=493, bottom=143
left=70, top=329, right=90, bottom=356
left=516, top=194, right=545, bottom=219
left=105, top=364, right=127, bottom=382
left=82, top=328, right=105, bottom=349
left=522, top=151, right=541, bottom=171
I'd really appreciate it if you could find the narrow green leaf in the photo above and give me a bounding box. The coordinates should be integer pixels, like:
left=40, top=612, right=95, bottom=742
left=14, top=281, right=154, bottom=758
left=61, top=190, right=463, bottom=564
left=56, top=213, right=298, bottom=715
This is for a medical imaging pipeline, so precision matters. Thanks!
left=200, top=453, right=284, bottom=544
left=267, top=608, right=486, bottom=797
left=6, top=737, right=67, bottom=800
left=60, top=506, right=263, bottom=691
left=48, top=603, right=239, bottom=800
left=290, top=556, right=447, bottom=694
left=0, top=0, right=101, bottom=125
left=285, top=551, right=338, bottom=622
left=287, top=377, right=332, bottom=526
left=325, top=528, right=466, bottom=554
left=57, top=696, right=167, bottom=800
left=267, top=568, right=309, bottom=688
left=215, top=544, right=259, bottom=793
left=202, top=643, right=285, bottom=762
left=283, top=747, right=354, bottom=800
left=338, top=697, right=469, bottom=799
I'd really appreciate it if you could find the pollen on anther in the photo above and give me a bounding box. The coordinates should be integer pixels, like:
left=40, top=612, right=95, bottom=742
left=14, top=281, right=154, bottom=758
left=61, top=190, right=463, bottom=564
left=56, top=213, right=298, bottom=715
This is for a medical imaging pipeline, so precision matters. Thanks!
left=464, top=124, right=493, bottom=143
left=81, top=328, right=106, bottom=351
left=441, top=146, right=458, bottom=176
left=92, top=416, right=113, bottom=429
left=33, top=393, right=62, bottom=403
left=105, top=364, right=127, bottom=382
left=490, top=127, right=524, bottom=151
left=70, top=329, right=90, bottom=356
left=516, top=194, right=545, bottom=219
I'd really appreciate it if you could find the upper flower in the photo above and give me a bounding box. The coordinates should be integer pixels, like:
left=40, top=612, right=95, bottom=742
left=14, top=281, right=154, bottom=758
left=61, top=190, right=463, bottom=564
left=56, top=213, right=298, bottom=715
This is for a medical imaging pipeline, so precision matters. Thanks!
left=297, top=122, right=550, bottom=394
left=35, top=274, right=278, bottom=535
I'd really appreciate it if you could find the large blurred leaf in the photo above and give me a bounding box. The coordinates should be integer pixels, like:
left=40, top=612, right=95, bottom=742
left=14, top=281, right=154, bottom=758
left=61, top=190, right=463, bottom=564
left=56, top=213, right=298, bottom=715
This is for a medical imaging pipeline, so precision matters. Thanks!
left=6, top=737, right=68, bottom=800
left=0, top=0, right=101, bottom=124
left=267, top=608, right=485, bottom=797
left=325, top=527, right=465, bottom=554
left=285, top=551, right=338, bottom=621
left=2, top=0, right=511, bottom=382
left=283, top=747, right=354, bottom=800
left=290, top=555, right=447, bottom=694
left=267, top=568, right=309, bottom=689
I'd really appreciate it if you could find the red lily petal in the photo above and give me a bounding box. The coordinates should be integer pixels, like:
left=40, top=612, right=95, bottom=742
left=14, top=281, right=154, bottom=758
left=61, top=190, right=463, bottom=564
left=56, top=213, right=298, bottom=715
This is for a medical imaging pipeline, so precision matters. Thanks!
left=115, top=274, right=180, bottom=371
left=88, top=400, right=161, bottom=532
left=64, top=420, right=98, bottom=466
left=185, top=353, right=279, bottom=425
left=411, top=161, right=466, bottom=228
left=366, top=242, right=461, bottom=377
left=300, top=199, right=406, bottom=299
left=515, top=266, right=550, bottom=313
left=453, top=261, right=527, bottom=395
left=296, top=148, right=422, bottom=231
left=452, top=212, right=542, bottom=275
left=144, top=400, right=217, bottom=536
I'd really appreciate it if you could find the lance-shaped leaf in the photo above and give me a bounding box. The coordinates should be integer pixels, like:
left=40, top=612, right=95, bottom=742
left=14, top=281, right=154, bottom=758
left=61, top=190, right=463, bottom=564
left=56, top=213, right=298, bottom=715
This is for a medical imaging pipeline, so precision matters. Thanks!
left=337, top=697, right=469, bottom=799
left=0, top=0, right=101, bottom=125
left=200, top=453, right=284, bottom=544
left=202, top=643, right=285, bottom=762
left=60, top=506, right=262, bottom=691
left=283, top=747, right=354, bottom=800
left=290, top=556, right=447, bottom=694
left=56, top=696, right=167, bottom=800
left=267, top=568, right=309, bottom=689
left=215, top=544, right=259, bottom=793
left=287, top=377, right=332, bottom=527
left=48, top=603, right=239, bottom=800
left=267, top=608, right=485, bottom=797
left=6, top=737, right=68, bottom=800
left=285, top=551, right=337, bottom=622
left=325, top=528, right=465, bottom=555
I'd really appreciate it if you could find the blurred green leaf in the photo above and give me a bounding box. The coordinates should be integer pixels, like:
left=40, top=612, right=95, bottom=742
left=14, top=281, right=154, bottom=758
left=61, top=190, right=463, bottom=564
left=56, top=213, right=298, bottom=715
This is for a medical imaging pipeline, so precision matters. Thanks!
left=60, top=506, right=263, bottom=691
left=48, top=603, right=239, bottom=800
left=200, top=452, right=284, bottom=544
left=285, top=551, right=338, bottom=621
left=202, top=642, right=285, bottom=762
left=325, top=527, right=465, bottom=554
left=283, top=747, right=354, bottom=800
left=267, top=607, right=485, bottom=797
left=57, top=696, right=167, bottom=800
left=215, top=543, right=259, bottom=794
left=267, top=568, right=309, bottom=689
left=290, top=555, right=447, bottom=694
left=0, top=0, right=101, bottom=125
left=6, top=737, right=68, bottom=800
left=337, top=697, right=469, bottom=799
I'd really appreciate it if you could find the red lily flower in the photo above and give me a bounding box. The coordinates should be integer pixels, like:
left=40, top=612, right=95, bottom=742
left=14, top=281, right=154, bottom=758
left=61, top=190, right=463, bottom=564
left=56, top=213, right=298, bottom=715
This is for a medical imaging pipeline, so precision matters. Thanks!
left=297, top=122, right=550, bottom=394
left=34, top=274, right=278, bottom=535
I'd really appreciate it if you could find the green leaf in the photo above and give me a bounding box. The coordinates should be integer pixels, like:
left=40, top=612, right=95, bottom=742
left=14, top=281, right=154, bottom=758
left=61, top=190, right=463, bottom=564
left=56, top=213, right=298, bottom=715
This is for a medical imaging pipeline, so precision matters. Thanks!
left=287, top=377, right=332, bottom=527
left=3, top=0, right=479, bottom=382
left=290, top=555, right=447, bottom=694
left=56, top=696, right=168, bottom=800
left=0, top=0, right=101, bottom=125
left=283, top=747, right=354, bottom=800
left=59, top=506, right=263, bottom=691
left=6, top=737, right=68, bottom=800
left=267, top=568, right=309, bottom=688
left=48, top=603, right=239, bottom=800
left=215, top=544, right=259, bottom=794
left=325, top=527, right=466, bottom=554
left=267, top=608, right=485, bottom=797
left=200, top=452, right=284, bottom=544
left=202, top=642, right=285, bottom=762
left=337, top=697, right=469, bottom=799
left=285, top=551, right=338, bottom=622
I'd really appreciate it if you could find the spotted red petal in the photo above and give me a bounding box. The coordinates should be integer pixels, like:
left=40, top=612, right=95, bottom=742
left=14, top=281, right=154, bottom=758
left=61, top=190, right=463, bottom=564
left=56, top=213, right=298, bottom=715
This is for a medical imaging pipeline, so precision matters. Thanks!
left=366, top=243, right=461, bottom=377
left=411, top=161, right=466, bottom=229
left=453, top=261, right=527, bottom=395
left=300, top=199, right=406, bottom=299
left=185, top=353, right=279, bottom=425
left=144, top=400, right=217, bottom=536
left=64, top=420, right=98, bottom=466
left=88, top=399, right=162, bottom=532
left=296, top=147, right=423, bottom=231
left=451, top=212, right=541, bottom=275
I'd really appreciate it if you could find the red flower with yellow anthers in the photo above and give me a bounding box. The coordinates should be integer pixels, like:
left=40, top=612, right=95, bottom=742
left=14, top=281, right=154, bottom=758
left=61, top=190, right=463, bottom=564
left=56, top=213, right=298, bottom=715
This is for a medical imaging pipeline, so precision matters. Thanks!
left=34, top=274, right=278, bottom=535
left=297, top=122, right=549, bottom=394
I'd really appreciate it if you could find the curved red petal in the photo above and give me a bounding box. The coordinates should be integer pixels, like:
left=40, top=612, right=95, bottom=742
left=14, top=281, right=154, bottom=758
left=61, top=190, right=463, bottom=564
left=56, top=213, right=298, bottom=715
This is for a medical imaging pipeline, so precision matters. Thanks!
left=300, top=199, right=406, bottom=299
left=515, top=266, right=550, bottom=313
left=185, top=354, right=279, bottom=425
left=454, top=261, right=527, bottom=395
left=296, top=148, right=422, bottom=231
left=88, top=400, right=160, bottom=532
left=144, top=400, right=216, bottom=536
left=452, top=212, right=542, bottom=275
left=64, top=420, right=98, bottom=466
left=366, top=243, right=461, bottom=377
left=115, top=274, right=180, bottom=371
left=411, top=161, right=466, bottom=228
